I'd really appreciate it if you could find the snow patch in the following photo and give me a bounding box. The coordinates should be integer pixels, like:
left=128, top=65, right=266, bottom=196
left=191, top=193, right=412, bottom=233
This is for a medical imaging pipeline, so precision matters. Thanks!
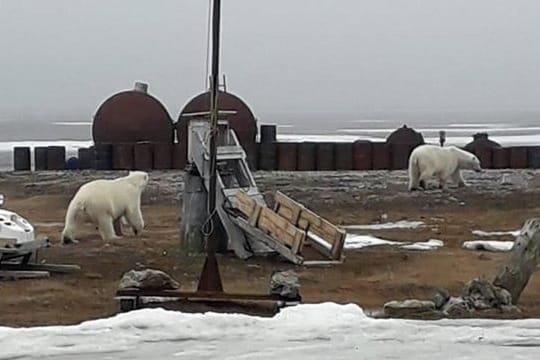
left=462, top=241, right=514, bottom=252
left=472, top=230, right=520, bottom=237
left=343, top=220, right=425, bottom=231
left=2, top=304, right=540, bottom=359
left=345, top=234, right=443, bottom=251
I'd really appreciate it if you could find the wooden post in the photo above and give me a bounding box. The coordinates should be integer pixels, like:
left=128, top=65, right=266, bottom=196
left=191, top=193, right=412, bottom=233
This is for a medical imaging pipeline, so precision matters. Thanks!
left=180, top=165, right=208, bottom=254
left=493, top=218, right=540, bottom=305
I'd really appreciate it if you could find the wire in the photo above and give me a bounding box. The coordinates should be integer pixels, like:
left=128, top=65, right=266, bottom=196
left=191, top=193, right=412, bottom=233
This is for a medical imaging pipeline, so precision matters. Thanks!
left=204, top=0, right=212, bottom=90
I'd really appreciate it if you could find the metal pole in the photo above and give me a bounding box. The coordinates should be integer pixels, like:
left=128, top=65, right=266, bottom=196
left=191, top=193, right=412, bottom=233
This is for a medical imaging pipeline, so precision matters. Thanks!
left=197, top=0, right=224, bottom=292
left=207, top=0, right=221, bottom=252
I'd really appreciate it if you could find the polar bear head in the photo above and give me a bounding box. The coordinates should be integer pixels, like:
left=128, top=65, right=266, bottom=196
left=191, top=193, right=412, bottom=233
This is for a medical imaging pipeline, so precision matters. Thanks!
left=126, top=171, right=149, bottom=190
left=450, top=147, right=482, bottom=172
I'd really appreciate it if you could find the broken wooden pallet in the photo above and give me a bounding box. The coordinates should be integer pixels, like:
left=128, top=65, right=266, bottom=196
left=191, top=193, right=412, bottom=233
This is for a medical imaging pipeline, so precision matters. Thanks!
left=232, top=190, right=345, bottom=264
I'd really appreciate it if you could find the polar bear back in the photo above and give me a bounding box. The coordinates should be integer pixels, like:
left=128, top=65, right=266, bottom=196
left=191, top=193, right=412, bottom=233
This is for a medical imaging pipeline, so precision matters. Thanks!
left=410, top=144, right=480, bottom=174
left=68, top=171, right=148, bottom=220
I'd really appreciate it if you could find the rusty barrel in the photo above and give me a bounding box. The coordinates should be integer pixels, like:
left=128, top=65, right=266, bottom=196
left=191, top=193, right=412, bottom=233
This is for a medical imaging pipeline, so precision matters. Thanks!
left=391, top=144, right=413, bottom=170
left=474, top=146, right=492, bottom=169
left=277, top=142, right=297, bottom=171
left=172, top=143, right=187, bottom=170
left=244, top=143, right=258, bottom=170
left=112, top=144, right=134, bottom=170
left=372, top=143, right=391, bottom=170
left=153, top=143, right=172, bottom=169
left=134, top=142, right=153, bottom=170
left=296, top=142, right=316, bottom=171
left=353, top=141, right=372, bottom=170
left=509, top=146, right=528, bottom=169
left=13, top=147, right=31, bottom=171
left=94, top=144, right=113, bottom=170
left=492, top=147, right=510, bottom=169
left=47, top=146, right=66, bottom=170
left=316, top=142, right=335, bottom=171
left=258, top=143, right=277, bottom=171
left=260, top=125, right=277, bottom=143
left=78, top=148, right=95, bottom=169
left=334, top=143, right=353, bottom=170
left=528, top=147, right=540, bottom=169
left=34, top=147, right=48, bottom=171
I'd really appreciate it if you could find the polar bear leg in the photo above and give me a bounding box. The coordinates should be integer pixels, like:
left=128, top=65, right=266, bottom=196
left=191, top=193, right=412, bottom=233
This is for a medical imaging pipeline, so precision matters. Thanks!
left=97, top=216, right=121, bottom=242
left=61, top=205, right=83, bottom=244
left=125, top=206, right=144, bottom=236
left=451, top=169, right=466, bottom=187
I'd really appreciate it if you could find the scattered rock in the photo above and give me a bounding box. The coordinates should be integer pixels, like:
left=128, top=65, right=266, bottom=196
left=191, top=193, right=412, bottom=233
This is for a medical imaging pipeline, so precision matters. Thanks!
left=430, top=288, right=450, bottom=309
left=442, top=296, right=472, bottom=317
left=84, top=272, right=103, bottom=279
left=118, top=269, right=180, bottom=290
left=383, top=299, right=437, bottom=318
left=270, top=270, right=300, bottom=299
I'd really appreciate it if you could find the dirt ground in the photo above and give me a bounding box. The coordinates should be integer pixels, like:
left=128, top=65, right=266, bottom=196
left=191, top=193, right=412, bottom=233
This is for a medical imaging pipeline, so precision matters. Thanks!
left=1, top=169, right=540, bottom=327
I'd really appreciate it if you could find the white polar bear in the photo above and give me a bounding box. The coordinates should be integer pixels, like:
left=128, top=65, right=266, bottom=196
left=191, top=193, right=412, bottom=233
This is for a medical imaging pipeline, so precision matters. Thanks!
left=61, top=171, right=149, bottom=244
left=408, top=145, right=482, bottom=191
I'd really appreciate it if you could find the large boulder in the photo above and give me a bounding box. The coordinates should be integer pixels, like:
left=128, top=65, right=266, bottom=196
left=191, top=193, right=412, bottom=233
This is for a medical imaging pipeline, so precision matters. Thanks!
left=118, top=269, right=180, bottom=290
left=270, top=270, right=300, bottom=299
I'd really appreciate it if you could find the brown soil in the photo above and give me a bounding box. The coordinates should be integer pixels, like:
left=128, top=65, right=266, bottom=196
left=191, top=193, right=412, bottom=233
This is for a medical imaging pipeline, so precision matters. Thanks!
left=1, top=170, right=540, bottom=327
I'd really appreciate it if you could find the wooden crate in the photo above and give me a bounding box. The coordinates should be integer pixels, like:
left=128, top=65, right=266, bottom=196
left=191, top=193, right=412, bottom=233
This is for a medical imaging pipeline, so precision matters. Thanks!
left=258, top=207, right=305, bottom=253
left=274, top=191, right=345, bottom=260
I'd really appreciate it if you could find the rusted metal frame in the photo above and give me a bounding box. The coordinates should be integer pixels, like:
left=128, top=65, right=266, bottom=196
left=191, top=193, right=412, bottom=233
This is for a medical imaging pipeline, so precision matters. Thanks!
left=116, top=288, right=301, bottom=302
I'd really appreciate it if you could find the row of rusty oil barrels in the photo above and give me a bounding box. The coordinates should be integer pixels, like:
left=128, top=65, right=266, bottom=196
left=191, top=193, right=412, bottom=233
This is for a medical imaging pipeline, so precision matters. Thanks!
left=12, top=142, right=540, bottom=172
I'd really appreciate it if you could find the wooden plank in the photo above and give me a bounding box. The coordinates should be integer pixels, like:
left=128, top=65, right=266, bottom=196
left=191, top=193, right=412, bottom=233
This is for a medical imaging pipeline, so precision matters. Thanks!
left=0, top=270, right=50, bottom=280
left=0, top=263, right=81, bottom=274
left=258, top=207, right=306, bottom=249
left=274, top=191, right=303, bottom=225
left=233, top=190, right=257, bottom=218
left=231, top=217, right=304, bottom=264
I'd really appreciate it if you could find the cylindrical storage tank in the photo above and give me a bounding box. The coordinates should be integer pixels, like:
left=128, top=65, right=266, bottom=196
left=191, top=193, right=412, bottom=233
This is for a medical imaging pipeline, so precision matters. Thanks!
left=34, top=147, right=48, bottom=171
left=244, top=143, right=258, bottom=170
left=473, top=146, right=492, bottom=169
left=172, top=143, right=187, bottom=170
left=47, top=146, right=66, bottom=170
left=353, top=141, right=372, bottom=170
left=78, top=148, right=95, bottom=170
left=297, top=142, right=317, bottom=171
left=528, top=147, right=540, bottom=169
left=153, top=143, right=173, bottom=169
left=176, top=90, right=258, bottom=164
left=93, top=84, right=174, bottom=144
left=134, top=142, right=153, bottom=170
left=260, top=125, right=277, bottom=143
left=112, top=144, right=134, bottom=170
left=386, top=125, right=425, bottom=146
left=94, top=144, right=113, bottom=170
left=316, top=143, right=335, bottom=171
left=372, top=143, right=391, bottom=170
left=277, top=142, right=297, bottom=171
left=13, top=147, right=31, bottom=171
left=492, top=147, right=510, bottom=169
left=509, top=147, right=528, bottom=169
left=334, top=143, right=353, bottom=170
left=258, top=143, right=277, bottom=171
left=391, top=144, right=413, bottom=170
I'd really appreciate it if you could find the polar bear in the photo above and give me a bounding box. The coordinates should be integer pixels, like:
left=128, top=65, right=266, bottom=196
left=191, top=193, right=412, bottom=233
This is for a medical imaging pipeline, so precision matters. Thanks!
left=61, top=171, right=149, bottom=244
left=408, top=145, right=482, bottom=191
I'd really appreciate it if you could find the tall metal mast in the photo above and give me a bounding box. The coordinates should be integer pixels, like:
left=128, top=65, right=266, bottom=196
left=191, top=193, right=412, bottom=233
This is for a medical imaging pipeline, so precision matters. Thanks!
left=198, top=0, right=223, bottom=292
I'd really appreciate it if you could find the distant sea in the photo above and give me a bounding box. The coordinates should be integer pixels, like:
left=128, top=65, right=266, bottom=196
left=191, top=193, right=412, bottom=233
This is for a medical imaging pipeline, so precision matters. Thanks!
left=1, top=110, right=540, bottom=170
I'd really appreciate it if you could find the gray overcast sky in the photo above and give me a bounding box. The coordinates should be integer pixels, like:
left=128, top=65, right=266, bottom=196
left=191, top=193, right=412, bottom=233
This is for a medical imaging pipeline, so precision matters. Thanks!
left=0, top=0, right=539, bottom=120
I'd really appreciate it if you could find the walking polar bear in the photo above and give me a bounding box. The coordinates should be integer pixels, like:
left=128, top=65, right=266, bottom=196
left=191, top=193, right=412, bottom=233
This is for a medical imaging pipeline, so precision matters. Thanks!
left=61, top=171, right=149, bottom=244
left=408, top=145, right=482, bottom=191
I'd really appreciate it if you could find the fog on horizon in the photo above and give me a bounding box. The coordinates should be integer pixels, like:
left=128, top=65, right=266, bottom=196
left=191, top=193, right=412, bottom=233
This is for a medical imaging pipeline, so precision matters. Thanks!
left=1, top=0, right=539, bottom=122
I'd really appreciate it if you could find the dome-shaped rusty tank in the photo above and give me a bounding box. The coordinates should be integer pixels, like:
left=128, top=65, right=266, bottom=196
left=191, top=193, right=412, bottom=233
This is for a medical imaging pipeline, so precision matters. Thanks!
left=464, top=133, right=501, bottom=153
left=93, top=83, right=174, bottom=144
left=386, top=125, right=425, bottom=146
left=176, top=90, right=257, bottom=152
